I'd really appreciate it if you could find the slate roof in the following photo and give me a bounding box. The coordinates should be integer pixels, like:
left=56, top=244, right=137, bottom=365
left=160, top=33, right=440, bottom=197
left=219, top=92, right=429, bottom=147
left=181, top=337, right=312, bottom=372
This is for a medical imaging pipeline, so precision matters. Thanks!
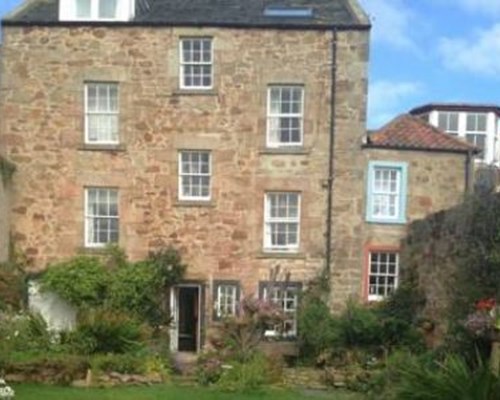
left=365, top=114, right=479, bottom=154
left=3, top=0, right=370, bottom=29
left=410, top=103, right=500, bottom=117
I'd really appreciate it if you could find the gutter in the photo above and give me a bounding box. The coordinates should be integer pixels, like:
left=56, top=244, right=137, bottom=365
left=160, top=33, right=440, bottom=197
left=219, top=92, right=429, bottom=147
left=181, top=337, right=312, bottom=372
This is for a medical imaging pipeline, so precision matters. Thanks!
left=325, top=28, right=338, bottom=282
left=1, top=19, right=371, bottom=32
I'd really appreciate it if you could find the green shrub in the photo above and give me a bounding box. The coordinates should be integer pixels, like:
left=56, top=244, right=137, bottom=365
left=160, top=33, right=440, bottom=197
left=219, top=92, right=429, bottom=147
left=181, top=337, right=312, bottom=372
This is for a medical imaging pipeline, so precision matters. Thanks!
left=196, top=351, right=224, bottom=386
left=216, top=353, right=275, bottom=392
left=108, top=261, right=164, bottom=326
left=3, top=354, right=90, bottom=385
left=90, top=353, right=147, bottom=374
left=297, top=292, right=338, bottom=361
left=68, top=308, right=150, bottom=354
left=393, top=354, right=500, bottom=400
left=41, top=256, right=110, bottom=308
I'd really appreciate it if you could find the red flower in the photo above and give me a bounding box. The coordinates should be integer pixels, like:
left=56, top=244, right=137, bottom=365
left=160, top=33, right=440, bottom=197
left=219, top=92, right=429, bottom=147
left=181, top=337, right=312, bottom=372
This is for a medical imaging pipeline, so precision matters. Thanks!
left=476, top=298, right=496, bottom=311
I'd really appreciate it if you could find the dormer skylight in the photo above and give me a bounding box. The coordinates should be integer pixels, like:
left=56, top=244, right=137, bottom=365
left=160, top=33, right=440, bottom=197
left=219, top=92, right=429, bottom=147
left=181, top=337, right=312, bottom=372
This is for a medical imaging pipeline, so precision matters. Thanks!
left=263, top=6, right=314, bottom=18
left=59, top=0, right=135, bottom=22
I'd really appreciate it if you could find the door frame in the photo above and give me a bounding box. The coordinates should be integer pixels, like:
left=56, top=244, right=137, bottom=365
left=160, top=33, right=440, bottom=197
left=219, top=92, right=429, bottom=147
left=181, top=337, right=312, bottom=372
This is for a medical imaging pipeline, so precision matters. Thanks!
left=169, top=283, right=203, bottom=352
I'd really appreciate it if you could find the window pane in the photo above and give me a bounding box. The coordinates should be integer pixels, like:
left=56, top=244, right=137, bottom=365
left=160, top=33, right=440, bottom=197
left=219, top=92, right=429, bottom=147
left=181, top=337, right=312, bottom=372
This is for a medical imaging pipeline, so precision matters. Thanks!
left=99, top=0, right=118, bottom=19
left=76, top=0, right=91, bottom=18
left=86, top=188, right=119, bottom=246
left=179, top=151, right=211, bottom=199
left=369, top=252, right=399, bottom=300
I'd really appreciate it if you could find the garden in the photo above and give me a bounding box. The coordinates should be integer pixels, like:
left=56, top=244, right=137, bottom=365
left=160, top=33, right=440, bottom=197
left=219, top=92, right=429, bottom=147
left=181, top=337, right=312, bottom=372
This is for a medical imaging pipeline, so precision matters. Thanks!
left=1, top=193, right=500, bottom=400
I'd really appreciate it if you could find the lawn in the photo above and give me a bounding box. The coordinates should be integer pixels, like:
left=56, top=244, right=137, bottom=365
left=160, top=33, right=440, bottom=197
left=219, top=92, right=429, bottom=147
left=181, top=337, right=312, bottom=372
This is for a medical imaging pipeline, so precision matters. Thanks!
left=13, top=384, right=363, bottom=400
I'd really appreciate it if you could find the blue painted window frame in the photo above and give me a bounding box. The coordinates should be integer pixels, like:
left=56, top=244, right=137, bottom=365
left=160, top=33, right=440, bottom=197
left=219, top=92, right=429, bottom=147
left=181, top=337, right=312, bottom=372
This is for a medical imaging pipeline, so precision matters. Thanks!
left=366, top=161, right=408, bottom=224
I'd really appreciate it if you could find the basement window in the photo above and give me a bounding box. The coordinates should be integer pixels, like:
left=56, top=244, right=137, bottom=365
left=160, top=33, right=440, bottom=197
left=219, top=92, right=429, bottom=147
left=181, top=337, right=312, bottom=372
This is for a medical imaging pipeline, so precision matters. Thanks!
left=263, top=6, right=314, bottom=18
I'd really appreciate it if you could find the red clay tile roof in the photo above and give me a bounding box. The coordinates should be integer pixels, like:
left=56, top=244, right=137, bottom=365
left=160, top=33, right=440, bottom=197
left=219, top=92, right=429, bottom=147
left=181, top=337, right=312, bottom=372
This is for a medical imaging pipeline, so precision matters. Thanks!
left=366, top=114, right=479, bottom=154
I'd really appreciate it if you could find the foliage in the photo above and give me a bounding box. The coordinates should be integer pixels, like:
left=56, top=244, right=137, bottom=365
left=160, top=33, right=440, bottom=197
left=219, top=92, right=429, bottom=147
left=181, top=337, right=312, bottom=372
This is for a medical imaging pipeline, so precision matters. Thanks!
left=41, top=256, right=109, bottom=308
left=196, top=351, right=224, bottom=386
left=297, top=291, right=338, bottom=361
left=402, top=193, right=500, bottom=356
left=298, top=296, right=424, bottom=367
left=392, top=354, right=500, bottom=400
left=67, top=308, right=150, bottom=355
left=0, top=250, right=28, bottom=312
left=0, top=157, right=15, bottom=184
left=90, top=353, right=147, bottom=374
left=108, top=261, right=164, bottom=325
left=216, top=353, right=278, bottom=393
left=41, top=247, right=186, bottom=327
left=0, top=312, right=61, bottom=364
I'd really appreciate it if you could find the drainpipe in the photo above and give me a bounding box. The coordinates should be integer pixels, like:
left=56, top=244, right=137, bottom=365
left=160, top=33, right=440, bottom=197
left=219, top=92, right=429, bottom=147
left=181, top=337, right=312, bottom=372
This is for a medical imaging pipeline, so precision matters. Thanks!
left=464, top=150, right=472, bottom=194
left=325, top=29, right=338, bottom=283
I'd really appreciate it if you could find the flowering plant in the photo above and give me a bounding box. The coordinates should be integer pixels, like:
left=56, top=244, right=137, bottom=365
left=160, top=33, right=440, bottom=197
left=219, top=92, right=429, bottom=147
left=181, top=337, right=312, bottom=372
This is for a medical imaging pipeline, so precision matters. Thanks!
left=464, top=298, right=500, bottom=338
left=0, top=379, right=15, bottom=400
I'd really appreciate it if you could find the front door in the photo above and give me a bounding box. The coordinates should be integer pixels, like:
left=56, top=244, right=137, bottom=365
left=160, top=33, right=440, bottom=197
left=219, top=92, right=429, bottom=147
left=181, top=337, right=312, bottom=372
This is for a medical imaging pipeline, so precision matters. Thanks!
left=170, top=285, right=200, bottom=352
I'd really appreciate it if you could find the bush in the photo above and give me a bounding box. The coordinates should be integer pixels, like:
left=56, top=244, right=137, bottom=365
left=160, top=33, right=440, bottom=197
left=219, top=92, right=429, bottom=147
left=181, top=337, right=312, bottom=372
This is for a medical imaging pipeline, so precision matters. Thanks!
left=393, top=354, right=500, bottom=400
left=40, top=247, right=186, bottom=327
left=90, top=353, right=147, bottom=374
left=297, top=292, right=338, bottom=361
left=67, top=308, right=150, bottom=354
left=196, top=351, right=224, bottom=385
left=41, top=256, right=109, bottom=308
left=216, top=353, right=277, bottom=392
left=108, top=261, right=163, bottom=325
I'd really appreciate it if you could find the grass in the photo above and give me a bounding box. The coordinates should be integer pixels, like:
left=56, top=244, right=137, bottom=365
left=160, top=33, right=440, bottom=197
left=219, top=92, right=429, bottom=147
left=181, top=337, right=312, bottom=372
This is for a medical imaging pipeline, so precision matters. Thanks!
left=13, top=384, right=363, bottom=400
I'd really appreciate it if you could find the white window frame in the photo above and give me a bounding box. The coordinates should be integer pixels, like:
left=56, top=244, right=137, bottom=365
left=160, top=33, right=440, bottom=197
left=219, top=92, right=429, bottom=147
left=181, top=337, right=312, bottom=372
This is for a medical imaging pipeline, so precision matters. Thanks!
left=74, top=0, right=120, bottom=21
left=214, top=283, right=239, bottom=320
left=372, top=167, right=401, bottom=220
left=261, top=284, right=300, bottom=338
left=179, top=38, right=214, bottom=90
left=266, top=86, right=304, bottom=148
left=368, top=251, right=399, bottom=302
left=84, top=187, right=119, bottom=248
left=84, top=83, right=119, bottom=145
left=466, top=113, right=488, bottom=160
left=437, top=111, right=459, bottom=136
left=263, top=192, right=301, bottom=253
left=178, top=151, right=212, bottom=201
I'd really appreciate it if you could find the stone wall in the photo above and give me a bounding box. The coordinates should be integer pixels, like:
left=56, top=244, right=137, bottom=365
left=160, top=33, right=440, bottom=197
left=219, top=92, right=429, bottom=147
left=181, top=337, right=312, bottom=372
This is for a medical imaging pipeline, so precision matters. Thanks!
left=0, top=25, right=369, bottom=314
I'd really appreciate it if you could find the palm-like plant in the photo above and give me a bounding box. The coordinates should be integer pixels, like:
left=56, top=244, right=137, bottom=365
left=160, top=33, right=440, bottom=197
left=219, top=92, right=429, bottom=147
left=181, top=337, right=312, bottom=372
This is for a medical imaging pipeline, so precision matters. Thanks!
left=394, top=355, right=500, bottom=400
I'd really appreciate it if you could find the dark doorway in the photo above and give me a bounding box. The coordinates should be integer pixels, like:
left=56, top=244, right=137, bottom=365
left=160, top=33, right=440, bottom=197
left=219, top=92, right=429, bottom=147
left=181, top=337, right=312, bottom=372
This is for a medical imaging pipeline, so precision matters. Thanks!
left=178, top=287, right=198, bottom=352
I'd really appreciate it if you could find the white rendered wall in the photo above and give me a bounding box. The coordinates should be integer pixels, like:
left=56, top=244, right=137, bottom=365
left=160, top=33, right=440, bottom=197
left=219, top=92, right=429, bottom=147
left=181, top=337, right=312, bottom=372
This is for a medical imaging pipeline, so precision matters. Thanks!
left=28, top=280, right=76, bottom=332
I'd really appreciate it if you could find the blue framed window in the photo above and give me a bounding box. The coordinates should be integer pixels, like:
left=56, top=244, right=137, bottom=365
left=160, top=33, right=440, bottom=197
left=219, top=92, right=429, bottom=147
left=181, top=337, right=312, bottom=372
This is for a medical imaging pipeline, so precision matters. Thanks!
left=366, top=161, right=408, bottom=224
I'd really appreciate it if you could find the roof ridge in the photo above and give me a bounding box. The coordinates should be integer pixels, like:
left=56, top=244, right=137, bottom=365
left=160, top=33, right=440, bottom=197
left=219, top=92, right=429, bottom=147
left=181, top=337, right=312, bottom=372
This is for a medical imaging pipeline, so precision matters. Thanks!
left=367, top=113, right=478, bottom=154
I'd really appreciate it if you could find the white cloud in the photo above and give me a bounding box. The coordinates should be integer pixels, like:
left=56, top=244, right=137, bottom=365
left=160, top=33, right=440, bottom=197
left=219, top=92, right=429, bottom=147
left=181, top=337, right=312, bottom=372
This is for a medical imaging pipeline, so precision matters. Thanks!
left=438, top=24, right=500, bottom=78
left=368, top=80, right=423, bottom=128
left=358, top=0, right=418, bottom=51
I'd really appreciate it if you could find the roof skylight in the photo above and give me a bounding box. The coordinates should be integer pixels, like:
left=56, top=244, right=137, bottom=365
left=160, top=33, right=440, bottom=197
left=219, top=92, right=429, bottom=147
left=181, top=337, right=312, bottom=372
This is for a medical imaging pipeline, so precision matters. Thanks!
left=263, top=6, right=314, bottom=18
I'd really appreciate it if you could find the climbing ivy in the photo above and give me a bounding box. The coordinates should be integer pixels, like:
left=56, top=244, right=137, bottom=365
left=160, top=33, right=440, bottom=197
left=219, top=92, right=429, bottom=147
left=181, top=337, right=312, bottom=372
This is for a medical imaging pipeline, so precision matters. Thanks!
left=0, top=157, right=15, bottom=184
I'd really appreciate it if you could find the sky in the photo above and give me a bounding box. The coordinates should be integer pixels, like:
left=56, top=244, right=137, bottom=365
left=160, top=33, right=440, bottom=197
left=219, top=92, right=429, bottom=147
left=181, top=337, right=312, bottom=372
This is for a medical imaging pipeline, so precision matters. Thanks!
left=1, top=0, right=499, bottom=128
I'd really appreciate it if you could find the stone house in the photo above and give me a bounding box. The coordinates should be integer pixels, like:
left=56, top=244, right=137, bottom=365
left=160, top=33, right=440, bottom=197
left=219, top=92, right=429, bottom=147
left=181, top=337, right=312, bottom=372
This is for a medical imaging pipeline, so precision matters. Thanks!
left=0, top=0, right=371, bottom=352
left=410, top=103, right=500, bottom=165
left=362, top=114, right=477, bottom=302
left=0, top=0, right=478, bottom=353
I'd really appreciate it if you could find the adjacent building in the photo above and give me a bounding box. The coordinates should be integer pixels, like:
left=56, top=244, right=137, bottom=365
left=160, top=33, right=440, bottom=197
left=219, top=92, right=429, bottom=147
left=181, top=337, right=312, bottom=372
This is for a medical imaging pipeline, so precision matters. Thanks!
left=410, top=103, right=500, bottom=165
left=362, top=114, right=477, bottom=302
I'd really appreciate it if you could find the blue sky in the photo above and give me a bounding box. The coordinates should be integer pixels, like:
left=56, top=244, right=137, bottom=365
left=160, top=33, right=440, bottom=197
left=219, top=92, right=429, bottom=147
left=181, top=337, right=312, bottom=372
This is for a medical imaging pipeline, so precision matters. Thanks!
left=1, top=0, right=499, bottom=128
